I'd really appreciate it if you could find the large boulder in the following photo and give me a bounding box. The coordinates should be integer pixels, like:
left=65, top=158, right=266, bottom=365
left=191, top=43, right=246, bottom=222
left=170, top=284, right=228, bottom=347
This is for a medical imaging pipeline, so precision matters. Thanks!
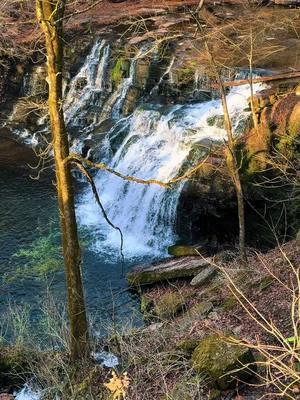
left=127, top=257, right=212, bottom=287
left=191, top=334, right=255, bottom=389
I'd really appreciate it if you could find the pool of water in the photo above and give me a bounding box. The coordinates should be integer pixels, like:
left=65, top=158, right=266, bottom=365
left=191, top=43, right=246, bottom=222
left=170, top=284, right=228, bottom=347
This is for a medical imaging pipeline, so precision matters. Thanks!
left=0, top=165, right=146, bottom=342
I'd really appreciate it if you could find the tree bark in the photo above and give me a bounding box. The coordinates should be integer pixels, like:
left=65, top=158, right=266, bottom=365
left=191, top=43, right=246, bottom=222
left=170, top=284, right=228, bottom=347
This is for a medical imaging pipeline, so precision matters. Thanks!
left=36, top=0, right=89, bottom=360
left=218, top=76, right=248, bottom=267
left=208, top=50, right=248, bottom=267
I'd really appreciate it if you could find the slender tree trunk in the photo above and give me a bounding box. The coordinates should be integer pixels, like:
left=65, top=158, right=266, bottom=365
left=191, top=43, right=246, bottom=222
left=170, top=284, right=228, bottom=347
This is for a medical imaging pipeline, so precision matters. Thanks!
left=193, top=2, right=248, bottom=266
left=249, top=27, right=259, bottom=131
left=218, top=75, right=248, bottom=267
left=36, top=0, right=89, bottom=360
left=207, top=47, right=248, bottom=266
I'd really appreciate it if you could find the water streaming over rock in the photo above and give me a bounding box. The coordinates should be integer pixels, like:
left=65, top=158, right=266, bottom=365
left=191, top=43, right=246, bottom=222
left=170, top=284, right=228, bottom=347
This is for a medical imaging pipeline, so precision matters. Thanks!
left=8, top=40, right=263, bottom=259
left=75, top=74, right=261, bottom=258
left=64, top=40, right=111, bottom=128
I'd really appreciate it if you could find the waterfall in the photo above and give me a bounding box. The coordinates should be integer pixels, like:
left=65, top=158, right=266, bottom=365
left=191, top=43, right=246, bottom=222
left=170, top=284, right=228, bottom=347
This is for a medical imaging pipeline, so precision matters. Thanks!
left=64, top=40, right=111, bottom=128
left=109, top=44, right=151, bottom=120
left=6, top=38, right=263, bottom=259
left=76, top=83, right=262, bottom=259
left=111, top=58, right=137, bottom=120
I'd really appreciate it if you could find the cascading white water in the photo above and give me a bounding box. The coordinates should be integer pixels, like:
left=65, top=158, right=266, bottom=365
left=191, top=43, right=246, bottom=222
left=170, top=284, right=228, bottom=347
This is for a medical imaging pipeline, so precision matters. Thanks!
left=7, top=38, right=264, bottom=259
left=64, top=40, right=111, bottom=127
left=76, top=82, right=262, bottom=259
left=110, top=44, right=152, bottom=120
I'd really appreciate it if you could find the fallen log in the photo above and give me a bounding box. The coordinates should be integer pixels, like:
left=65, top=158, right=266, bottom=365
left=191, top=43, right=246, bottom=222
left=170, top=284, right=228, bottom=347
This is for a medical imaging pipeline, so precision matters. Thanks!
left=212, top=71, right=300, bottom=88
left=127, top=256, right=211, bottom=287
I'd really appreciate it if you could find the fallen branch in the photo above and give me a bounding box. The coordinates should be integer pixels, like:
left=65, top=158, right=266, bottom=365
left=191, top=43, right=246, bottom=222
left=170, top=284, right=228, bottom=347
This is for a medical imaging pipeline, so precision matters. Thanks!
left=70, top=158, right=125, bottom=270
left=65, top=150, right=210, bottom=188
left=213, top=71, right=300, bottom=88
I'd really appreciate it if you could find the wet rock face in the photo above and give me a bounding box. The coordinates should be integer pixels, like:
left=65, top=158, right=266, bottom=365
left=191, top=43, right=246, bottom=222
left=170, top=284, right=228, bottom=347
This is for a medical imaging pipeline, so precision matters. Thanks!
left=176, top=170, right=238, bottom=245
left=0, top=61, right=26, bottom=119
left=122, top=86, right=141, bottom=115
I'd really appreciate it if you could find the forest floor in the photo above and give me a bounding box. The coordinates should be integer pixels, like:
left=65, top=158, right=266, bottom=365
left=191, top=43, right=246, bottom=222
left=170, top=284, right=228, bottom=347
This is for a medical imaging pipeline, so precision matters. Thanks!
left=112, top=239, right=300, bottom=399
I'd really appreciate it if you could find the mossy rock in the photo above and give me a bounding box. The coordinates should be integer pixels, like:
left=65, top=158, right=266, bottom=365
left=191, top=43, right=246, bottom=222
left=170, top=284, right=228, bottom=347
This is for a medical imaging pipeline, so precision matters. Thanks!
left=154, top=292, right=186, bottom=320
left=208, top=388, right=222, bottom=400
left=140, top=294, right=155, bottom=320
left=140, top=294, right=154, bottom=314
left=189, top=301, right=214, bottom=317
left=168, top=245, right=201, bottom=257
left=127, top=258, right=211, bottom=287
left=191, top=334, right=255, bottom=389
left=161, top=376, right=201, bottom=400
left=111, top=58, right=130, bottom=89
left=190, top=266, right=217, bottom=287
left=178, top=302, right=214, bottom=332
left=207, top=115, right=224, bottom=129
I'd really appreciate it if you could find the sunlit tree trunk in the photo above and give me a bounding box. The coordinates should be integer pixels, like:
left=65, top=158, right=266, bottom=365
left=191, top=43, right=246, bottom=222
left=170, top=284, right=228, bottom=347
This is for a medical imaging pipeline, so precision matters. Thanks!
left=219, top=79, right=248, bottom=267
left=218, top=74, right=248, bottom=267
left=36, top=0, right=89, bottom=360
left=248, top=27, right=259, bottom=132
left=205, top=43, right=248, bottom=267
left=192, top=1, right=248, bottom=266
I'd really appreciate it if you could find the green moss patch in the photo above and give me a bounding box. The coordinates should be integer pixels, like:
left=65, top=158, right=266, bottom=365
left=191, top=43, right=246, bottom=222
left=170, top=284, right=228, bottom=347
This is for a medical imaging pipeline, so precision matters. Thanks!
left=111, top=58, right=130, bottom=89
left=191, top=334, right=255, bottom=389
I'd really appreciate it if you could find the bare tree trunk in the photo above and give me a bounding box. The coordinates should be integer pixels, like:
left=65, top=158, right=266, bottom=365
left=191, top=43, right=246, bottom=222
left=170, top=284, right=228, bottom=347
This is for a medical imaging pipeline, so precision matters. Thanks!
left=36, top=0, right=89, bottom=360
left=218, top=75, right=248, bottom=267
left=249, top=27, right=259, bottom=131
left=192, top=2, right=248, bottom=266
left=207, top=49, right=248, bottom=267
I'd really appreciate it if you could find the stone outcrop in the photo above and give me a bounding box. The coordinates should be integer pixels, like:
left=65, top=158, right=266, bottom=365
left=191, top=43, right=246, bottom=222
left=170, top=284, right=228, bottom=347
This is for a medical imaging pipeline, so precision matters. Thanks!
left=168, top=244, right=203, bottom=257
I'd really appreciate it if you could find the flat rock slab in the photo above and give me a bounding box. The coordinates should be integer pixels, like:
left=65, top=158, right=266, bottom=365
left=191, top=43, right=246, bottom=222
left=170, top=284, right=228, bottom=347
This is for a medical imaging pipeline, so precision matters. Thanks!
left=127, top=256, right=211, bottom=287
left=190, top=266, right=218, bottom=287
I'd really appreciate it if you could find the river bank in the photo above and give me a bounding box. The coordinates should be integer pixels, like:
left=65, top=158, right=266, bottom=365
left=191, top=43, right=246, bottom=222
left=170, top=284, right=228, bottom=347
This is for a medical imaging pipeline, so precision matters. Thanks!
left=1, top=240, right=299, bottom=399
